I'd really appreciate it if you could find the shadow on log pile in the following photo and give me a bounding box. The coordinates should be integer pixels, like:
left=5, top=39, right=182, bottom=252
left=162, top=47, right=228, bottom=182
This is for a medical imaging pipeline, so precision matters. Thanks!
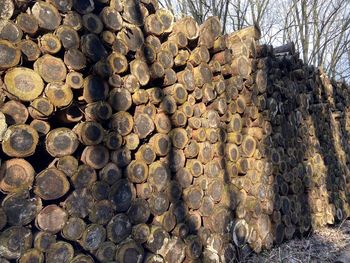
left=0, top=0, right=349, bottom=263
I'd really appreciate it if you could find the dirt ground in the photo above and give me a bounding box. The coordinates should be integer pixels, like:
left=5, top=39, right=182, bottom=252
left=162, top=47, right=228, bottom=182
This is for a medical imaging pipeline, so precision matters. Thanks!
left=242, top=220, right=350, bottom=263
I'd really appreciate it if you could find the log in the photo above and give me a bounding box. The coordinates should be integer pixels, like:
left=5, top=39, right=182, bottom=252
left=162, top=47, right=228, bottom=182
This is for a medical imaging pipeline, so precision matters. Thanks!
left=45, top=128, right=79, bottom=157
left=173, top=17, right=199, bottom=41
left=85, top=101, right=112, bottom=122
left=63, top=188, right=94, bottom=218
left=1, top=101, right=28, bottom=125
left=71, top=164, right=97, bottom=189
left=0, top=40, right=20, bottom=69
left=18, top=249, right=44, bottom=263
left=144, top=14, right=163, bottom=35
left=2, top=124, right=38, bottom=157
left=39, top=33, right=61, bottom=54
left=34, top=54, right=67, bottom=83
left=61, top=217, right=86, bottom=241
left=118, top=25, right=144, bottom=52
left=45, top=242, right=74, bottom=263
left=0, top=226, right=32, bottom=260
left=116, top=240, right=144, bottom=263
left=31, top=2, right=61, bottom=30
left=110, top=148, right=132, bottom=168
left=96, top=241, right=117, bottom=262
left=169, top=32, right=188, bottom=48
left=170, top=128, right=189, bottom=149
left=109, top=179, right=134, bottom=212
left=100, top=6, right=123, bottom=32
left=70, top=254, right=94, bottom=263
left=241, top=135, right=257, bottom=157
left=28, top=97, right=54, bottom=120
left=74, top=121, right=105, bottom=146
left=145, top=225, right=169, bottom=254
left=0, top=0, right=14, bottom=20
left=111, top=111, right=134, bottom=136
left=34, top=231, right=56, bottom=252
left=36, top=205, right=68, bottom=233
left=177, top=69, right=195, bottom=91
left=18, top=39, right=40, bottom=62
left=134, top=113, right=155, bottom=139
left=229, top=25, right=261, bottom=43
left=81, top=145, right=109, bottom=169
left=45, top=82, right=73, bottom=108
left=156, top=8, right=174, bottom=33
left=106, top=214, right=132, bottom=243
left=127, top=160, right=149, bottom=183
left=127, top=198, right=151, bottom=224
left=4, top=67, right=44, bottom=101
left=2, top=190, right=42, bottom=226
left=63, top=49, right=86, bottom=70
left=193, top=63, right=213, bottom=87
left=34, top=167, right=69, bottom=200
left=187, top=159, right=203, bottom=178
left=158, top=49, right=174, bottom=69
left=99, top=163, right=121, bottom=186
left=102, top=30, right=116, bottom=46
left=91, top=181, right=110, bottom=201
left=185, top=235, right=203, bottom=259
left=63, top=11, right=83, bottom=30
left=83, top=13, right=103, bottom=34
left=163, top=68, right=177, bottom=86
left=164, top=83, right=188, bottom=105
left=0, top=19, right=23, bottom=43
left=79, top=224, right=106, bottom=251
left=0, top=207, right=6, bottom=230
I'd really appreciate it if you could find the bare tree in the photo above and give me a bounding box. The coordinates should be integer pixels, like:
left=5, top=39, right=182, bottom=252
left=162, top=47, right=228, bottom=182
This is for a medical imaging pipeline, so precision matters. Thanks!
left=159, top=0, right=350, bottom=80
left=279, top=0, right=350, bottom=79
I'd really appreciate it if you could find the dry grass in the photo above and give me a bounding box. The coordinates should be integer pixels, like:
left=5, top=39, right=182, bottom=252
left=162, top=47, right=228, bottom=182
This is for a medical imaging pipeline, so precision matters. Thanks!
left=242, top=220, right=350, bottom=263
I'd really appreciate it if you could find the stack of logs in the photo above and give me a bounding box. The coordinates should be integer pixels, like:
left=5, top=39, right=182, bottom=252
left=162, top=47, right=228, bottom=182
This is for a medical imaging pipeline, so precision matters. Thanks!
left=0, top=0, right=350, bottom=262
left=230, top=40, right=350, bottom=253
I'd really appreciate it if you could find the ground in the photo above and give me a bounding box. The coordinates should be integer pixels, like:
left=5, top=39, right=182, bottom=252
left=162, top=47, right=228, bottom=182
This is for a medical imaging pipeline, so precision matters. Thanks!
left=244, top=221, right=350, bottom=263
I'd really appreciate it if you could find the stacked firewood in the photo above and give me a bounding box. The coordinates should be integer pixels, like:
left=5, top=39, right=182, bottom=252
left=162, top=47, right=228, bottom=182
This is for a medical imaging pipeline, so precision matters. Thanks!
left=1, top=0, right=350, bottom=262
left=0, top=0, right=259, bottom=262
left=231, top=40, right=350, bottom=254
